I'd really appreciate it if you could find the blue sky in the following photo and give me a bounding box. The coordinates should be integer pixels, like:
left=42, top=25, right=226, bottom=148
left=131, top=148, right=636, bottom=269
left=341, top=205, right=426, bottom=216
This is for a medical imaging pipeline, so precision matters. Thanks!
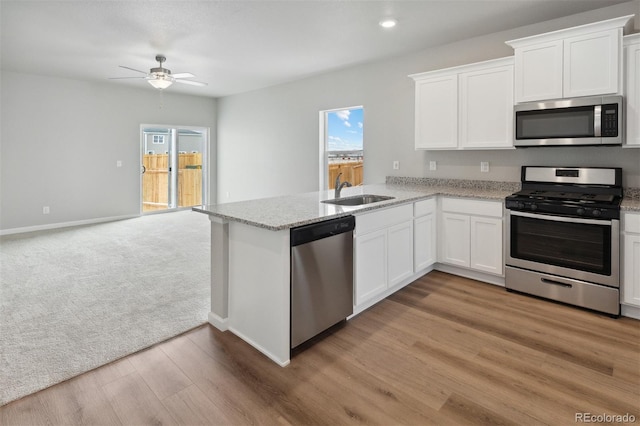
left=327, top=107, right=363, bottom=151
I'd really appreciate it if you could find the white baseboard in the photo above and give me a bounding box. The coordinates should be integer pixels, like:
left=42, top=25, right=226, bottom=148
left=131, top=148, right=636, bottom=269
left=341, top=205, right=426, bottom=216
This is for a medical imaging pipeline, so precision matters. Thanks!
left=228, top=326, right=290, bottom=367
left=208, top=312, right=229, bottom=331
left=621, top=304, right=640, bottom=320
left=435, top=263, right=505, bottom=287
left=0, top=214, right=139, bottom=236
left=352, top=266, right=433, bottom=317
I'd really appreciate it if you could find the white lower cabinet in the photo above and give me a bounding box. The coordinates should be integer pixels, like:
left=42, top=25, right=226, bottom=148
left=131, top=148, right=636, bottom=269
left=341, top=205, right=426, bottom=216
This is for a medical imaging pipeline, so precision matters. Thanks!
left=354, top=196, right=503, bottom=312
left=441, top=213, right=470, bottom=267
left=440, top=197, right=503, bottom=276
left=387, top=221, right=414, bottom=287
left=470, top=216, right=504, bottom=275
left=354, top=229, right=387, bottom=304
left=622, top=212, right=640, bottom=310
left=354, top=204, right=413, bottom=307
left=414, top=198, right=437, bottom=272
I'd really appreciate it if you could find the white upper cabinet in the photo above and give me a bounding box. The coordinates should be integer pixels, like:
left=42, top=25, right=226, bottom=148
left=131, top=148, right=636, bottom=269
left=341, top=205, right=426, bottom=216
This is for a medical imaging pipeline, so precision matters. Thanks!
left=506, top=15, right=634, bottom=103
left=624, top=34, right=640, bottom=147
left=563, top=29, right=620, bottom=98
left=513, top=40, right=563, bottom=101
left=459, top=64, right=514, bottom=148
left=410, top=57, right=514, bottom=150
left=413, top=74, right=458, bottom=149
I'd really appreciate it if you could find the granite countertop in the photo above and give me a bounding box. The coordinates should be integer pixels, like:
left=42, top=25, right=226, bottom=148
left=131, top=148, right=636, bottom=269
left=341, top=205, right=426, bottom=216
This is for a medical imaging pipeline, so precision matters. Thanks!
left=193, top=179, right=517, bottom=231
left=622, top=188, right=640, bottom=212
left=193, top=179, right=640, bottom=229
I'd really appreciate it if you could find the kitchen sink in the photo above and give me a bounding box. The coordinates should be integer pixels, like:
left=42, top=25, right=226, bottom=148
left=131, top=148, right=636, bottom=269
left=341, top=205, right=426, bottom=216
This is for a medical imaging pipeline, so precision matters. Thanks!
left=322, top=194, right=395, bottom=206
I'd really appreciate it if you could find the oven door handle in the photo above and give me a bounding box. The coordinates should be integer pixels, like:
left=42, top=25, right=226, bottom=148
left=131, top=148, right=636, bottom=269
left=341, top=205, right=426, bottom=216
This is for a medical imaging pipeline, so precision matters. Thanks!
left=508, top=210, right=613, bottom=226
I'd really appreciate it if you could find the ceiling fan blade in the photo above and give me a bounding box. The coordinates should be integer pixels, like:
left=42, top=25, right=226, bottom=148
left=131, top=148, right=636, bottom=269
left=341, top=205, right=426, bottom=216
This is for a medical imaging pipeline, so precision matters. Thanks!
left=172, top=72, right=195, bottom=79
left=174, top=79, right=208, bottom=86
left=119, top=65, right=149, bottom=75
left=108, top=76, right=147, bottom=80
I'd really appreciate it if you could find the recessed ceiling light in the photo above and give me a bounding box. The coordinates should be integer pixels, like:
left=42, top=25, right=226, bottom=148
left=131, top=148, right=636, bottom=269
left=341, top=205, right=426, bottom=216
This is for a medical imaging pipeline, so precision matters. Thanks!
left=379, top=18, right=397, bottom=29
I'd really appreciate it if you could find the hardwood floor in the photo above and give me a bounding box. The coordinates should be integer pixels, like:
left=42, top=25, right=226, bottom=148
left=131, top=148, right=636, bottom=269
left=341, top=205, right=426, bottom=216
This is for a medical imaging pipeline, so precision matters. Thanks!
left=2, top=271, right=639, bottom=425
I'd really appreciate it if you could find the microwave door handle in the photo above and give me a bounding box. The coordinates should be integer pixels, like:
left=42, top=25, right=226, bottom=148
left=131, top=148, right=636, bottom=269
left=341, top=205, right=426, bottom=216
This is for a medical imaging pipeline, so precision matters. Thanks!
left=594, top=105, right=601, bottom=137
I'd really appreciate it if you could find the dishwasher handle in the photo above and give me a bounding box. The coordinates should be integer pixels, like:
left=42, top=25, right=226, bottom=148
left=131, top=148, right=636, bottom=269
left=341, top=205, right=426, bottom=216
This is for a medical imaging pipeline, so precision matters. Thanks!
left=290, top=216, right=355, bottom=247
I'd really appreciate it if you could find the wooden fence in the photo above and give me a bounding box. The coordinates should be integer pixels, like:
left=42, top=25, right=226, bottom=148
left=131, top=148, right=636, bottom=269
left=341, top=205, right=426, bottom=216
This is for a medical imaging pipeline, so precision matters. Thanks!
left=142, top=153, right=202, bottom=211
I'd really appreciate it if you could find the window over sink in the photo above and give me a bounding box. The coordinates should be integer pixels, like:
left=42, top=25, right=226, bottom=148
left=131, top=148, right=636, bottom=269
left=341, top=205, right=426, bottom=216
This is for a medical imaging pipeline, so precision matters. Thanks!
left=319, top=106, right=364, bottom=190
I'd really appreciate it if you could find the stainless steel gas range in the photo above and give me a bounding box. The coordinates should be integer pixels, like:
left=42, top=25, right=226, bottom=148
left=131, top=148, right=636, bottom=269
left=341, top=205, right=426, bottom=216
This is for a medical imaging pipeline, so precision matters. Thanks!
left=505, top=166, right=623, bottom=316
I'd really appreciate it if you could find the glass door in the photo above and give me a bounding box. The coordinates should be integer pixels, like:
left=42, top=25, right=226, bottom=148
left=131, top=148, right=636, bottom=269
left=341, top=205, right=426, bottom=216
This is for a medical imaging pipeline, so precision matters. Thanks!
left=141, top=125, right=207, bottom=213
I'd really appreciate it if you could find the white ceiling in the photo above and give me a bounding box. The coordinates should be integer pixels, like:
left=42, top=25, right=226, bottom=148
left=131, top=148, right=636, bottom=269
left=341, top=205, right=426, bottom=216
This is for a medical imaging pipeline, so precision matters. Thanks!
left=0, top=0, right=630, bottom=98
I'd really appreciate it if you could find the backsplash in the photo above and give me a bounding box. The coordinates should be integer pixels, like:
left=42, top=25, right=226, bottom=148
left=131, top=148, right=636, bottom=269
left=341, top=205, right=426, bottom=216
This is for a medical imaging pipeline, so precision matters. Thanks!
left=386, top=176, right=521, bottom=192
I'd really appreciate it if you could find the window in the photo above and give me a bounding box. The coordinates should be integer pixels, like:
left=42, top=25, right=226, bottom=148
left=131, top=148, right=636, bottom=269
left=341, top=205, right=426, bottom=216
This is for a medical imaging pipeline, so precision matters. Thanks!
left=152, top=134, right=165, bottom=144
left=321, top=107, right=364, bottom=190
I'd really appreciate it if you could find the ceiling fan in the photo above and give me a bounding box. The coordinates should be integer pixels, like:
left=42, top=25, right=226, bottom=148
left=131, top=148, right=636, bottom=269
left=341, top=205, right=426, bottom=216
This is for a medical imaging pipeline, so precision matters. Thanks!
left=110, top=55, right=207, bottom=89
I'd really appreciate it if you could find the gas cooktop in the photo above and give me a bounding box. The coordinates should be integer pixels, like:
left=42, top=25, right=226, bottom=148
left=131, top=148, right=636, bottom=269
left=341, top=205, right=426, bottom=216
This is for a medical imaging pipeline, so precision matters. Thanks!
left=506, top=166, right=623, bottom=219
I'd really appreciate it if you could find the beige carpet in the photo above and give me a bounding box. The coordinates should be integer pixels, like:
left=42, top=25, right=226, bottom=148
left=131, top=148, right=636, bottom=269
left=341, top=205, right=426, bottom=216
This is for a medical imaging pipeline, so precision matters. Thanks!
left=0, top=211, right=211, bottom=406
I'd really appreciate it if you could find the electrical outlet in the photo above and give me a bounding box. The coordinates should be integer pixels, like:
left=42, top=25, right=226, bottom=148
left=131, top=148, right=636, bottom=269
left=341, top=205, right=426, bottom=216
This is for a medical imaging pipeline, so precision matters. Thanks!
left=116, top=160, right=122, bottom=168
left=42, top=206, right=50, bottom=214
left=481, top=162, right=489, bottom=172
left=393, top=161, right=399, bottom=170
left=429, top=161, right=437, bottom=171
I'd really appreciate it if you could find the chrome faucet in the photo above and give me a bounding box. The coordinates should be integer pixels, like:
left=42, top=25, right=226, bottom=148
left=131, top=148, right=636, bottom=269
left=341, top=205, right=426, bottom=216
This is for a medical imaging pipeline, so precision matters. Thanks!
left=334, top=172, right=352, bottom=198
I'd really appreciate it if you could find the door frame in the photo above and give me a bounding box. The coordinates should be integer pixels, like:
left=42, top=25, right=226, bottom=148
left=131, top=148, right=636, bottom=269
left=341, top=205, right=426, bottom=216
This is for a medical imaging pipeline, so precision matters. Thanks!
left=140, top=124, right=210, bottom=214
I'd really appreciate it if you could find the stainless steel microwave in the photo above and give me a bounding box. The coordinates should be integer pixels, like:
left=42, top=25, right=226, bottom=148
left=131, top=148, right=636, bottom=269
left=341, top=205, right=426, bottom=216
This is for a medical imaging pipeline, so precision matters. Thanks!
left=514, top=95, right=623, bottom=147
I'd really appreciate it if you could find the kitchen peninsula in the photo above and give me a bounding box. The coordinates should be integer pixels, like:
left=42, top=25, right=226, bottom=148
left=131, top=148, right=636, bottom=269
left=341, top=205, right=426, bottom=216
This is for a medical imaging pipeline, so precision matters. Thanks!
left=193, top=180, right=515, bottom=366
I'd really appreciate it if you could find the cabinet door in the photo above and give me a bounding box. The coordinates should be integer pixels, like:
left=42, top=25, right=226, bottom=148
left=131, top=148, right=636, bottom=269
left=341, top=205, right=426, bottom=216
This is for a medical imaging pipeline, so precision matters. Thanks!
left=441, top=213, right=470, bottom=267
left=470, top=216, right=503, bottom=276
left=415, top=75, right=458, bottom=149
left=564, top=29, right=620, bottom=98
left=414, top=212, right=436, bottom=272
left=387, top=221, right=414, bottom=287
left=623, top=234, right=640, bottom=307
left=355, top=229, right=387, bottom=305
left=459, top=65, right=514, bottom=148
left=625, top=36, right=640, bottom=147
left=514, top=40, right=563, bottom=102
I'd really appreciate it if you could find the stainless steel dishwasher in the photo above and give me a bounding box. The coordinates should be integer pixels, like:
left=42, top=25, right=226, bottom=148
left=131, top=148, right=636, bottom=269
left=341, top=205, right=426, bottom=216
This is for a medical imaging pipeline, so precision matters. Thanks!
left=290, top=215, right=355, bottom=349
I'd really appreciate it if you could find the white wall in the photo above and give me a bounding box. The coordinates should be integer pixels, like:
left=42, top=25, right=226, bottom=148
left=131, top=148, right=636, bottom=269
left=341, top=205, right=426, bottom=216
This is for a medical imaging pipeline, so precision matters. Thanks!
left=0, top=71, right=217, bottom=231
left=217, top=1, right=640, bottom=203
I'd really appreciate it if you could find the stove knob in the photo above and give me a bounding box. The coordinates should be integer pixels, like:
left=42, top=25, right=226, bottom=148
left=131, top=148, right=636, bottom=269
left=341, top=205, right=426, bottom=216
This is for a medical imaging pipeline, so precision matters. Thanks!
left=529, top=204, right=538, bottom=211
left=576, top=208, right=585, bottom=216
left=592, top=209, right=602, bottom=217
left=518, top=202, right=526, bottom=209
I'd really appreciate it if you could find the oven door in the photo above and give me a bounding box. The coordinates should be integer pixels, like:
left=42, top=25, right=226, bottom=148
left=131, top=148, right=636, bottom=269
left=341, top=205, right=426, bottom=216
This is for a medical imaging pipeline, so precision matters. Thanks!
left=506, top=210, right=619, bottom=287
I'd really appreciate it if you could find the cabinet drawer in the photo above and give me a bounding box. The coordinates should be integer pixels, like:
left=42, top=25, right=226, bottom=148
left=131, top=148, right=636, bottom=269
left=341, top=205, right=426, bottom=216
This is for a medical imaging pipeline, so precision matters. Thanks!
left=441, top=197, right=503, bottom=217
left=356, top=204, right=413, bottom=235
left=414, top=198, right=436, bottom=217
left=623, top=212, right=640, bottom=234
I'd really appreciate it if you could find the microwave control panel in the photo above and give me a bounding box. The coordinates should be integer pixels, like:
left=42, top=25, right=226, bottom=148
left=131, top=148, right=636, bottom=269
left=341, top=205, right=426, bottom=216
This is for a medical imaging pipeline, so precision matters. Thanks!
left=601, top=104, right=619, bottom=137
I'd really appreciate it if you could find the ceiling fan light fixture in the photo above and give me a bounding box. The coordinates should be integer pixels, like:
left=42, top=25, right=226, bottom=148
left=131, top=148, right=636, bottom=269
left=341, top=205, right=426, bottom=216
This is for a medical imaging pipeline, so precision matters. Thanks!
left=147, top=75, right=173, bottom=89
